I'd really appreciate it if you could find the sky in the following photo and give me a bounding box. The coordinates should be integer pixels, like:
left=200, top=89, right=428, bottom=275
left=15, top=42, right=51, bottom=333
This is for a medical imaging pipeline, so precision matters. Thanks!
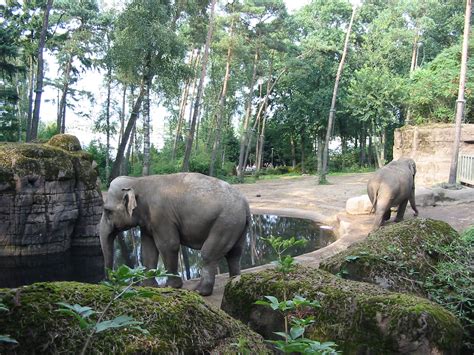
left=40, top=0, right=312, bottom=149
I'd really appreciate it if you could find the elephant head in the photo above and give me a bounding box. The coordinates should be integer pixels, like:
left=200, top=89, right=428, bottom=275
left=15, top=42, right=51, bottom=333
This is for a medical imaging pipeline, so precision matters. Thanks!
left=100, top=178, right=139, bottom=270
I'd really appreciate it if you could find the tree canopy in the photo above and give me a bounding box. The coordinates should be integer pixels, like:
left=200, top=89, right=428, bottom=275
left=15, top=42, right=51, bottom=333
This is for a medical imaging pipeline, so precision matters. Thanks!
left=1, top=0, right=470, bottom=181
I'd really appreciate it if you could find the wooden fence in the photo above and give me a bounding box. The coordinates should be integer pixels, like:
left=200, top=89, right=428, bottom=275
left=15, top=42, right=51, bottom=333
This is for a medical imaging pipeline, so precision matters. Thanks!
left=458, top=154, right=474, bottom=185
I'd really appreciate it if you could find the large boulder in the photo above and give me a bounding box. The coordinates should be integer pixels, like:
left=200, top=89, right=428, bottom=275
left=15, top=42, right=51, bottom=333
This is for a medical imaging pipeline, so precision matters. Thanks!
left=320, top=218, right=458, bottom=296
left=221, top=266, right=463, bottom=354
left=320, top=218, right=473, bottom=350
left=0, top=282, right=269, bottom=354
left=0, top=135, right=103, bottom=256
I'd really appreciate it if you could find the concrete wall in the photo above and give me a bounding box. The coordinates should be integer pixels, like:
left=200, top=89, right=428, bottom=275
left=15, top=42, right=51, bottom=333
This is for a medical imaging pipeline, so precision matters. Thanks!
left=393, top=124, right=474, bottom=186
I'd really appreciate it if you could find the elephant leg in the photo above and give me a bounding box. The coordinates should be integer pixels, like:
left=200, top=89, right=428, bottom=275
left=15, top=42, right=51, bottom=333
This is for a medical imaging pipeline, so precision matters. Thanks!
left=373, top=201, right=390, bottom=229
left=197, top=226, right=238, bottom=296
left=394, top=200, right=408, bottom=222
left=154, top=227, right=183, bottom=289
left=225, top=234, right=245, bottom=277
left=141, top=232, right=159, bottom=286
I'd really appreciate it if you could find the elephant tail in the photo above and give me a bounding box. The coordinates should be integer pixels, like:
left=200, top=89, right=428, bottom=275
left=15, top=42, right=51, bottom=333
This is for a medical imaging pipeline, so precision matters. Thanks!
left=369, top=188, right=379, bottom=215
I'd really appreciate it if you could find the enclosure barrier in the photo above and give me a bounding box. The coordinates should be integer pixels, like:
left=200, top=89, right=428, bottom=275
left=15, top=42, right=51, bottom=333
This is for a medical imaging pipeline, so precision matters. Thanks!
left=458, top=154, right=474, bottom=185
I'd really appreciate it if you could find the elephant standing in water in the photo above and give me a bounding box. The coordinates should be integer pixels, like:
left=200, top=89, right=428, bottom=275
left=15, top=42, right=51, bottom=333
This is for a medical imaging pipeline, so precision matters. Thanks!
left=367, top=157, right=419, bottom=229
left=99, top=173, right=250, bottom=296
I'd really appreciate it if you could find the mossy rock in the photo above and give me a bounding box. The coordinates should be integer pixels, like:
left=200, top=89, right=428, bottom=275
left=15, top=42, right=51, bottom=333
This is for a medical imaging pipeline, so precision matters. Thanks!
left=0, top=282, right=269, bottom=354
left=47, top=134, right=82, bottom=151
left=320, top=218, right=458, bottom=296
left=0, top=138, right=96, bottom=189
left=221, top=266, right=463, bottom=354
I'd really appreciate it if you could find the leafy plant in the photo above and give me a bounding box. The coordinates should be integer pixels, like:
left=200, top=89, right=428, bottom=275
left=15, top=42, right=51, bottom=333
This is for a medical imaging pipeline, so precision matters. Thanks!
left=257, top=236, right=339, bottom=354
left=56, top=265, right=170, bottom=355
left=423, top=228, right=474, bottom=350
left=0, top=303, right=18, bottom=345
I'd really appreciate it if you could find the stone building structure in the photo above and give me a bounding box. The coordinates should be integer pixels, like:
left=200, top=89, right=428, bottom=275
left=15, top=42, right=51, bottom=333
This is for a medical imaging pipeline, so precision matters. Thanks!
left=393, top=124, right=474, bottom=186
left=0, top=134, right=103, bottom=256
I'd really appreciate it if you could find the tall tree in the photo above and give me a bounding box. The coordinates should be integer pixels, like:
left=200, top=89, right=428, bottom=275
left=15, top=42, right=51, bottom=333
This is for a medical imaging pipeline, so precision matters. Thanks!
left=182, top=0, right=217, bottom=172
left=29, top=0, right=53, bottom=141
left=319, top=4, right=357, bottom=183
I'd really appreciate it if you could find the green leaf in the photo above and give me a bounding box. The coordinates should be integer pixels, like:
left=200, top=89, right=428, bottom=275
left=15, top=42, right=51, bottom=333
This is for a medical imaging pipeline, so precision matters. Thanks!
left=94, top=315, right=144, bottom=334
left=289, top=326, right=305, bottom=340
left=0, top=335, right=18, bottom=344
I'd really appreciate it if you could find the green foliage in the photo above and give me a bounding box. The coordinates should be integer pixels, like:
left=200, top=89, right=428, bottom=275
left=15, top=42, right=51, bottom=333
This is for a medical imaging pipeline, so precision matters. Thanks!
left=257, top=236, right=339, bottom=354
left=37, top=121, right=59, bottom=142
left=408, top=38, right=474, bottom=123
left=0, top=303, right=17, bottom=345
left=423, top=227, right=474, bottom=348
left=84, top=140, right=109, bottom=184
left=56, top=265, right=169, bottom=354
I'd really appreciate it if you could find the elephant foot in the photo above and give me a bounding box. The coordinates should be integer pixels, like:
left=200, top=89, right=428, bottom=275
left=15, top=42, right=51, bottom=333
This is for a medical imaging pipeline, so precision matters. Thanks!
left=195, top=280, right=214, bottom=296
left=394, top=217, right=404, bottom=223
left=166, top=275, right=183, bottom=289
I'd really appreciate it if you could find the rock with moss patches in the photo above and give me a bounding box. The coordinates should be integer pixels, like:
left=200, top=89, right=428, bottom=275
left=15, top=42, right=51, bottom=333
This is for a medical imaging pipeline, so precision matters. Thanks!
left=47, top=134, right=82, bottom=152
left=0, top=136, right=103, bottom=256
left=222, top=266, right=463, bottom=354
left=319, top=218, right=459, bottom=296
left=0, top=281, right=269, bottom=354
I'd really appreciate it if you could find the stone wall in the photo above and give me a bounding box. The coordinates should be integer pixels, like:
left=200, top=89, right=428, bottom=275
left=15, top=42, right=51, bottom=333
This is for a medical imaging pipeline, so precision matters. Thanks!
left=0, top=134, right=103, bottom=256
left=393, top=124, right=474, bottom=186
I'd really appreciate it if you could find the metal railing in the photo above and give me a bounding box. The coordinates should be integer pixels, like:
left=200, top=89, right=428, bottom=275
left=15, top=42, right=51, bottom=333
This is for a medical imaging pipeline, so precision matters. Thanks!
left=458, top=154, right=474, bottom=185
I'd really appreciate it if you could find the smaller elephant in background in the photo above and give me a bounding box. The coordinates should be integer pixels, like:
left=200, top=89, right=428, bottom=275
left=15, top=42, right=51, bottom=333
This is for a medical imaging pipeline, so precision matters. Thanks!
left=367, top=157, right=419, bottom=229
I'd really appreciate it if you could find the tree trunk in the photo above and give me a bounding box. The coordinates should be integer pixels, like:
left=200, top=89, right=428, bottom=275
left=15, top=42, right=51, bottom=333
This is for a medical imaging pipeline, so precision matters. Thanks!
left=449, top=0, right=471, bottom=184
left=26, top=55, right=35, bottom=141
left=142, top=78, right=151, bottom=176
left=300, top=129, right=305, bottom=173
left=209, top=17, right=234, bottom=177
left=290, top=135, right=296, bottom=169
left=172, top=50, right=198, bottom=161
left=182, top=0, right=216, bottom=172
left=105, top=65, right=112, bottom=184
left=317, top=134, right=323, bottom=174
left=237, top=47, right=259, bottom=180
left=30, top=0, right=53, bottom=141
left=118, top=84, right=127, bottom=148
left=320, top=5, right=357, bottom=183
left=110, top=76, right=147, bottom=182
left=57, top=54, right=73, bottom=134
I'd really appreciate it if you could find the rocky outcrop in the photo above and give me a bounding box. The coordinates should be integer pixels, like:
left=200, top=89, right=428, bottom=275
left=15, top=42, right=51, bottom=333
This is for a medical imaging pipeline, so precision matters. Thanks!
left=0, top=282, right=269, bottom=354
left=320, top=218, right=473, bottom=350
left=221, top=266, right=463, bottom=354
left=0, top=134, right=103, bottom=256
left=393, top=124, right=474, bottom=186
left=320, top=219, right=458, bottom=296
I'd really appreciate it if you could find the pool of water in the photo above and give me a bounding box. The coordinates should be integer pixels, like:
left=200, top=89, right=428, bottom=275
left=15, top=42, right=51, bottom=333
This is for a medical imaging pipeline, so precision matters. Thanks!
left=0, top=214, right=335, bottom=288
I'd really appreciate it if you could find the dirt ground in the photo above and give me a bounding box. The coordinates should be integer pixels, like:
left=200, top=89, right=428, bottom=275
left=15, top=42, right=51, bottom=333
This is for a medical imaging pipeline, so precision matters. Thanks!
left=184, top=172, right=474, bottom=307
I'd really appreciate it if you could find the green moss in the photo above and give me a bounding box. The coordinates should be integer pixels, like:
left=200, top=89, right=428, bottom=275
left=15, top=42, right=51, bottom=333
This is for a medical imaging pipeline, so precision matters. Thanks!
left=47, top=134, right=82, bottom=151
left=0, top=138, right=97, bottom=188
left=0, top=282, right=268, bottom=354
left=320, top=218, right=458, bottom=296
left=222, top=266, right=463, bottom=354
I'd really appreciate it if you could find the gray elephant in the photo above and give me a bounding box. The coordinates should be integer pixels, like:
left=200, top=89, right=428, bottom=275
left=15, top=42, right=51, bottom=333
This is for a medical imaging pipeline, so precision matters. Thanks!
left=99, top=173, right=250, bottom=296
left=367, top=157, right=419, bottom=229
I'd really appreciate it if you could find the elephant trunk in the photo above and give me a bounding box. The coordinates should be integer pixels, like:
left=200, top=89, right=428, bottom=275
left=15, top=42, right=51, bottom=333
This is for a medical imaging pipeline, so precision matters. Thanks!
left=99, top=216, right=116, bottom=271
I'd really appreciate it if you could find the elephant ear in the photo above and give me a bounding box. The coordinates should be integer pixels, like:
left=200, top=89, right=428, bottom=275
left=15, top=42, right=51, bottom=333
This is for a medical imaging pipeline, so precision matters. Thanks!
left=122, top=188, right=137, bottom=217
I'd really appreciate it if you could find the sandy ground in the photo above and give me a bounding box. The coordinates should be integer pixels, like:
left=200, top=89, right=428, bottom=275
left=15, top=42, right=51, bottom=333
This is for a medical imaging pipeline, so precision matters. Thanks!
left=183, top=173, right=474, bottom=308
